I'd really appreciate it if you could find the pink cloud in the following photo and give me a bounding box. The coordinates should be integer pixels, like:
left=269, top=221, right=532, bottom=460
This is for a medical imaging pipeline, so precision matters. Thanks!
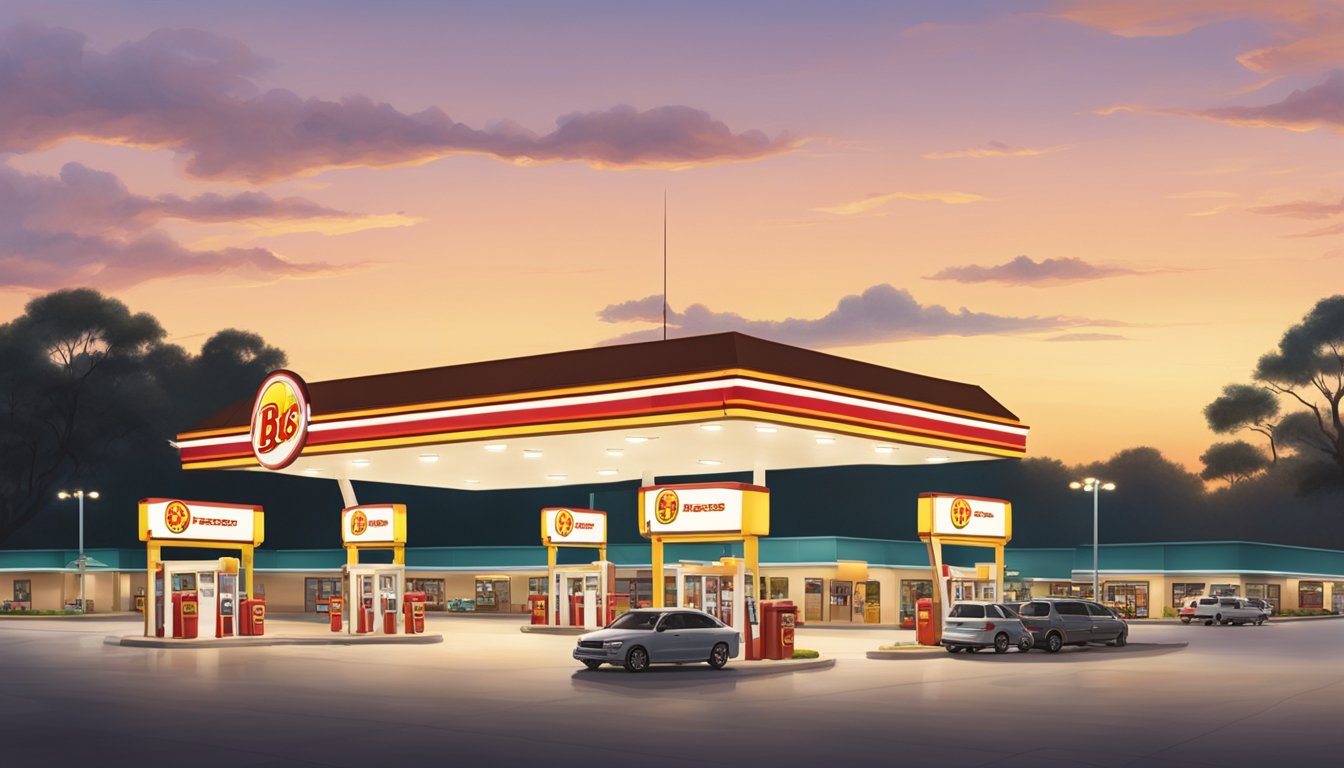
left=1195, top=71, right=1344, bottom=133
left=0, top=23, right=799, bottom=183
left=597, top=284, right=1102, bottom=346
left=0, top=162, right=357, bottom=290
left=1248, top=196, right=1344, bottom=219
left=924, top=256, right=1152, bottom=285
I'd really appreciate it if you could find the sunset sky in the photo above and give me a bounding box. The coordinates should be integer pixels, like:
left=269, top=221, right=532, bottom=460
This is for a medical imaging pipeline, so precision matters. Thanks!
left=2, top=1, right=1341, bottom=470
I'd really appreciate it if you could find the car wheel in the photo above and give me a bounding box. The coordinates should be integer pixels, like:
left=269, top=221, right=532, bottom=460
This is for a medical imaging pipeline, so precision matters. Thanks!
left=1214, top=613, right=1223, bottom=625
left=624, top=646, right=649, bottom=673
left=1017, top=635, right=1034, bottom=652
left=1112, top=632, right=1127, bottom=648
left=1045, top=633, right=1063, bottom=653
left=582, top=660, right=603, bottom=671
left=1255, top=618, right=1264, bottom=626
left=966, top=646, right=981, bottom=653
left=707, top=642, right=730, bottom=669
left=1180, top=616, right=1191, bottom=624
left=944, top=644, right=959, bottom=654
left=1204, top=619, right=1213, bottom=626
left=993, top=633, right=1010, bottom=654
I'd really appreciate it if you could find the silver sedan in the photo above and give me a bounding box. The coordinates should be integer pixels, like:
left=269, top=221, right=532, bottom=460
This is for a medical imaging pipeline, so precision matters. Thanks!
left=941, top=601, right=1035, bottom=654
left=573, top=608, right=740, bottom=672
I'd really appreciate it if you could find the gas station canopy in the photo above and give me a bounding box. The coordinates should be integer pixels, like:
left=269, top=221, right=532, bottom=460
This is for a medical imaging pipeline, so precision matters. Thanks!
left=176, top=333, right=1028, bottom=487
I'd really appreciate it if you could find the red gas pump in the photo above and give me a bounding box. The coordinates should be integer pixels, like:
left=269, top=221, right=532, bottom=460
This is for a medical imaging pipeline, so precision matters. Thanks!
left=529, top=595, right=548, bottom=625
left=240, top=597, right=266, bottom=636
left=328, top=596, right=344, bottom=632
left=172, top=591, right=199, bottom=639
left=216, top=591, right=235, bottom=638
left=356, top=597, right=373, bottom=634
left=383, top=594, right=398, bottom=634
left=760, top=600, right=797, bottom=660
left=403, top=591, right=426, bottom=634
left=569, top=594, right=584, bottom=626
left=916, top=597, right=937, bottom=646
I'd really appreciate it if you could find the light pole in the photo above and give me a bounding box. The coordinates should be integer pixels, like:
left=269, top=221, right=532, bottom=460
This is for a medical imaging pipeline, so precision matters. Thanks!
left=1068, top=478, right=1115, bottom=602
left=57, top=489, right=99, bottom=613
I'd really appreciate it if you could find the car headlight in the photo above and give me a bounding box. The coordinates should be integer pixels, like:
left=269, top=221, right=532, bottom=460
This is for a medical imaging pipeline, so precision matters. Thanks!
left=603, top=640, right=623, bottom=649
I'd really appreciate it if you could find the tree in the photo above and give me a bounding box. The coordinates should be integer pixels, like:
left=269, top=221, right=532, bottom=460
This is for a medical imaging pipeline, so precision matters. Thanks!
left=1204, top=384, right=1281, bottom=462
left=0, top=289, right=286, bottom=545
left=1199, top=441, right=1270, bottom=486
left=1253, top=296, right=1344, bottom=480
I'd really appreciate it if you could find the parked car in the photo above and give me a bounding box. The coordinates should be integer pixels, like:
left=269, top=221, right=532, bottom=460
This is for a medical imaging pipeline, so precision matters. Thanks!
left=941, top=601, right=1034, bottom=653
left=1192, top=596, right=1267, bottom=626
left=1243, top=597, right=1274, bottom=616
left=1178, top=597, right=1200, bottom=624
left=573, top=608, right=740, bottom=672
left=1017, top=598, right=1129, bottom=652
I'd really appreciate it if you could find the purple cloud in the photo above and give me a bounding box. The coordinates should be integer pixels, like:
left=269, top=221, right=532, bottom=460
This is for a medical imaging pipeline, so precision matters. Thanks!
left=1195, top=70, right=1344, bottom=133
left=0, top=162, right=357, bottom=290
left=1248, top=196, right=1344, bottom=219
left=924, top=256, right=1145, bottom=285
left=0, top=23, right=799, bottom=182
left=597, top=284, right=1100, bottom=347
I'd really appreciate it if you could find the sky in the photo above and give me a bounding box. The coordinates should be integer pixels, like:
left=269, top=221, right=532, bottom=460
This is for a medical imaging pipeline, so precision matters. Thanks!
left=2, top=1, right=1341, bottom=470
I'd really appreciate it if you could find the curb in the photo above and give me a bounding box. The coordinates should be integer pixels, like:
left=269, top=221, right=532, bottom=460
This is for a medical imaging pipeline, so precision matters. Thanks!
left=866, top=647, right=946, bottom=659
left=520, top=625, right=589, bottom=635
left=726, top=657, right=835, bottom=676
left=105, top=633, right=445, bottom=649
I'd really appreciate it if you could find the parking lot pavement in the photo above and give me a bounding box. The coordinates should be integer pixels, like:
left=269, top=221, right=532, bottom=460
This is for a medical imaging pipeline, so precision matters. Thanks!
left=1, top=615, right=1341, bottom=766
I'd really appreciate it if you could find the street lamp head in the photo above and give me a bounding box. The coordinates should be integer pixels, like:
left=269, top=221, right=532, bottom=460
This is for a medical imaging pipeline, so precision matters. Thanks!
left=1101, top=482, right=1116, bottom=491
left=87, top=491, right=100, bottom=499
left=1083, top=485, right=1095, bottom=492
left=57, top=491, right=70, bottom=499
left=1068, top=481, right=1082, bottom=490
left=1084, top=477, right=1097, bottom=485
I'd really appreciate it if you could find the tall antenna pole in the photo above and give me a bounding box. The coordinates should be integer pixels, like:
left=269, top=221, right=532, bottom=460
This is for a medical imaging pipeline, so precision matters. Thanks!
left=662, top=190, right=668, bottom=341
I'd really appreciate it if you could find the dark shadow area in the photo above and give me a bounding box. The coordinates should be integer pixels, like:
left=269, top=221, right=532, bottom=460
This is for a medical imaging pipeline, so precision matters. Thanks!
left=945, top=641, right=1188, bottom=663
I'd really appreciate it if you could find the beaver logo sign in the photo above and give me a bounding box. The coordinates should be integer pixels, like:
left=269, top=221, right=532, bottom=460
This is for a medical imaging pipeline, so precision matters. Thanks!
left=349, top=509, right=369, bottom=537
left=950, top=498, right=973, bottom=530
left=654, top=490, right=680, bottom=525
left=164, top=500, right=192, bottom=534
left=555, top=509, right=575, bottom=538
left=250, top=370, right=310, bottom=470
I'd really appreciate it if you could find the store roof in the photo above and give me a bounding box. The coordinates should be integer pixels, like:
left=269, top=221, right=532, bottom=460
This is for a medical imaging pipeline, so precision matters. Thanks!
left=176, top=332, right=1029, bottom=488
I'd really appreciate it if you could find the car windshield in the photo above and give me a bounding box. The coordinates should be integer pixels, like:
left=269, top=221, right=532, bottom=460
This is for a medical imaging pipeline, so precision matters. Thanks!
left=607, top=611, right=662, bottom=630
left=948, top=604, right=985, bottom=618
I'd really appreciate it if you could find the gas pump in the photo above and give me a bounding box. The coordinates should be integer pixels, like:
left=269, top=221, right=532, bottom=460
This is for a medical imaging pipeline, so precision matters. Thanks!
left=380, top=574, right=399, bottom=635
left=154, top=567, right=165, bottom=638
left=343, top=563, right=405, bottom=635
left=329, top=595, right=344, bottom=632
left=403, top=591, right=426, bottom=634
left=217, top=572, right=239, bottom=638
left=172, top=587, right=199, bottom=639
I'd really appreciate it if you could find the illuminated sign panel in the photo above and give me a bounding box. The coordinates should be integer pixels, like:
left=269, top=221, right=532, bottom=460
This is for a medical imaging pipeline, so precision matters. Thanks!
left=541, top=508, right=607, bottom=546
left=139, top=499, right=261, bottom=544
left=341, top=504, right=406, bottom=545
left=918, top=493, right=1010, bottom=540
left=639, top=483, right=769, bottom=536
left=250, top=370, right=310, bottom=470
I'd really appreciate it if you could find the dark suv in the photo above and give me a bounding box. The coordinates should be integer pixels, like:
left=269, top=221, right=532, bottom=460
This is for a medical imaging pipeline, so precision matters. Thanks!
left=1017, top=599, right=1129, bottom=652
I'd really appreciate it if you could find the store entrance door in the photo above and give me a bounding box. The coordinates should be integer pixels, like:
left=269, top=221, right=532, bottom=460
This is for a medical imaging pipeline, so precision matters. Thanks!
left=829, top=580, right=853, bottom=623
left=863, top=580, right=881, bottom=624
left=804, top=578, right=823, bottom=623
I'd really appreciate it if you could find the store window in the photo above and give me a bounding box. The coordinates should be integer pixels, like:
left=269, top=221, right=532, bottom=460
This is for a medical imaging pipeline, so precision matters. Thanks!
left=759, top=577, right=789, bottom=600
left=407, top=578, right=445, bottom=610
left=528, top=577, right=547, bottom=596
left=1210, top=583, right=1238, bottom=597
left=304, top=578, right=341, bottom=613
left=12, top=579, right=31, bottom=608
left=1003, top=580, right=1031, bottom=601
left=1044, top=582, right=1073, bottom=598
left=899, top=579, right=933, bottom=628
left=1244, top=583, right=1281, bottom=613
left=1299, top=581, right=1324, bottom=610
left=1172, top=583, right=1205, bottom=606
left=1105, top=581, right=1149, bottom=618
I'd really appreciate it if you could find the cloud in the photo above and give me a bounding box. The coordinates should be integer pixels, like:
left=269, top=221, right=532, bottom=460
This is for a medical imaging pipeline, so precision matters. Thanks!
left=0, top=23, right=799, bottom=182
left=922, top=141, right=1065, bottom=160
left=1043, top=333, right=1129, bottom=342
left=812, top=191, right=987, bottom=216
left=596, top=283, right=1100, bottom=347
left=1286, top=221, right=1344, bottom=238
left=0, top=162, right=360, bottom=290
left=1051, top=1, right=1342, bottom=75
left=1165, top=190, right=1240, bottom=199
left=924, top=256, right=1149, bottom=285
left=1193, top=71, right=1344, bottom=133
left=1247, top=196, right=1344, bottom=219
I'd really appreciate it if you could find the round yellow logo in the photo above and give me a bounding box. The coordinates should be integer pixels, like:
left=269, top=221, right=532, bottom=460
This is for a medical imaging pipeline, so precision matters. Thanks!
left=164, top=500, right=192, bottom=534
left=250, top=371, right=310, bottom=470
left=350, top=509, right=368, bottom=537
left=555, top=509, right=575, bottom=538
left=950, top=498, right=973, bottom=529
left=654, top=490, right=680, bottom=525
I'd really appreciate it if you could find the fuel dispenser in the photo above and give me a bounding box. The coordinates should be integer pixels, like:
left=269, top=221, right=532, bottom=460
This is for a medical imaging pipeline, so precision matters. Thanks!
left=529, top=595, right=548, bottom=625
left=328, top=595, right=344, bottom=632
left=343, top=563, right=405, bottom=636
left=240, top=597, right=266, bottom=636
left=915, top=597, right=937, bottom=646
left=217, top=571, right=239, bottom=638
left=172, top=589, right=199, bottom=639
left=759, top=600, right=797, bottom=660
left=403, top=591, right=426, bottom=634
left=382, top=580, right=399, bottom=635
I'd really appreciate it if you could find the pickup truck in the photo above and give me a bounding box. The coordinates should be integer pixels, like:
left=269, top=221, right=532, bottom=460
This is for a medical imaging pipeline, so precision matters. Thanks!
left=1192, top=596, right=1267, bottom=626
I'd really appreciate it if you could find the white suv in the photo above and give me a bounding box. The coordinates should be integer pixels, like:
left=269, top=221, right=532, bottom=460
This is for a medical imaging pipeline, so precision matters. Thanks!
left=1192, top=596, right=1267, bottom=626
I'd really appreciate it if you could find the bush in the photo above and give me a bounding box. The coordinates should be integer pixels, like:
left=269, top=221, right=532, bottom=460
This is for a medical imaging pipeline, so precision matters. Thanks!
left=1276, top=608, right=1338, bottom=617
left=792, top=649, right=820, bottom=659
left=0, top=609, right=82, bottom=616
